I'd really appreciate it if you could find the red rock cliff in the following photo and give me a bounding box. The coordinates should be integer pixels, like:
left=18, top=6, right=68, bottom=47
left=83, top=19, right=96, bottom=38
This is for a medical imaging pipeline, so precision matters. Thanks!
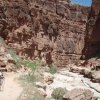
left=82, top=0, right=100, bottom=61
left=0, top=0, right=89, bottom=66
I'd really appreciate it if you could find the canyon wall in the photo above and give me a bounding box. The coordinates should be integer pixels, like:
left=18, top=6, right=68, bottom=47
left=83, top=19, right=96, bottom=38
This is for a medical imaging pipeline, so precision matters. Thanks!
left=82, top=0, right=100, bottom=62
left=0, top=0, right=89, bottom=67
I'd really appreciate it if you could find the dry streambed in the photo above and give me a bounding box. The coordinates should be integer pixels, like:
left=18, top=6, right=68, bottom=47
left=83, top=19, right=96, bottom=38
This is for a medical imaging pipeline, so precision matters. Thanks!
left=54, top=70, right=100, bottom=97
left=0, top=69, right=100, bottom=100
left=35, top=68, right=100, bottom=100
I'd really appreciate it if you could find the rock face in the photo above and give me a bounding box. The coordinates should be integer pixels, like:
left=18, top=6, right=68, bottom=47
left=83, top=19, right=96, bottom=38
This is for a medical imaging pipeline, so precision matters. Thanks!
left=82, top=0, right=100, bottom=60
left=0, top=0, right=89, bottom=66
left=0, top=37, right=15, bottom=72
left=69, top=65, right=100, bottom=83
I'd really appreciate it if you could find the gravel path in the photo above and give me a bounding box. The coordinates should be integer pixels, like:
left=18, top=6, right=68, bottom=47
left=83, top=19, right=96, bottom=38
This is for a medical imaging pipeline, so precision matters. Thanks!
left=0, top=72, right=23, bottom=100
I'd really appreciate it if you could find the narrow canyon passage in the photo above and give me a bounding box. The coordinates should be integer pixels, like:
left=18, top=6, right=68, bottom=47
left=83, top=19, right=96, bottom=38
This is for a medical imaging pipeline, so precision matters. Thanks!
left=82, top=0, right=100, bottom=60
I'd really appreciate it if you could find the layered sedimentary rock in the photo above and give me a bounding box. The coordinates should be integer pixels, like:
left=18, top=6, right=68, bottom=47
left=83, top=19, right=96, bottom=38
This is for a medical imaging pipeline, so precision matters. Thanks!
left=0, top=0, right=89, bottom=66
left=82, top=0, right=100, bottom=60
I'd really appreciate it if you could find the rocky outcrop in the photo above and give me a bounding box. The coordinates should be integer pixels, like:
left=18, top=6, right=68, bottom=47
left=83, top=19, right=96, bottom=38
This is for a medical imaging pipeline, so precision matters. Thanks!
left=0, top=37, right=16, bottom=72
left=69, top=65, right=100, bottom=83
left=63, top=89, right=97, bottom=100
left=82, top=0, right=100, bottom=60
left=0, top=0, right=89, bottom=66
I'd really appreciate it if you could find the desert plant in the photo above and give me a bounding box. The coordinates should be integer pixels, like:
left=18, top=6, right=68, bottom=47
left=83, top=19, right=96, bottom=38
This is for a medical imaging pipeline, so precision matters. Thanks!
left=7, top=49, right=22, bottom=68
left=7, top=48, right=43, bottom=71
left=22, top=59, right=42, bottom=73
left=23, top=60, right=37, bottom=72
left=19, top=72, right=42, bottom=87
left=51, top=87, right=67, bottom=100
left=17, top=83, right=45, bottom=100
left=49, top=64, right=57, bottom=74
left=32, top=91, right=45, bottom=100
left=18, top=72, right=44, bottom=100
left=0, top=37, right=6, bottom=45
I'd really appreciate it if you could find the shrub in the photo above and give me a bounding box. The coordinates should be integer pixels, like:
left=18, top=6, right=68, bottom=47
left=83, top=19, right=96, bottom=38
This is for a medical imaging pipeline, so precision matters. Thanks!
left=49, top=64, right=57, bottom=74
left=17, top=84, right=45, bottom=100
left=18, top=68, right=44, bottom=100
left=22, top=59, right=42, bottom=73
left=7, top=48, right=43, bottom=72
left=51, top=87, right=67, bottom=100
left=0, top=37, right=5, bottom=45
left=32, top=91, right=45, bottom=100
left=7, top=49, right=22, bottom=68
left=19, top=72, right=42, bottom=86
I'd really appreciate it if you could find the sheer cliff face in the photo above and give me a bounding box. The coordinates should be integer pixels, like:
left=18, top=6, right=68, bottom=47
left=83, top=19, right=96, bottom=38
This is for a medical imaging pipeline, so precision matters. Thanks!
left=0, top=0, right=89, bottom=66
left=82, top=0, right=100, bottom=60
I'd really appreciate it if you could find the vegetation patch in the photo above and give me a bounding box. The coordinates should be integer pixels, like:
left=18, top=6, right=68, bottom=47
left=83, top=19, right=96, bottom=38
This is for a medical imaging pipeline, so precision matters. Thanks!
left=51, top=87, right=67, bottom=100
left=49, top=64, right=57, bottom=74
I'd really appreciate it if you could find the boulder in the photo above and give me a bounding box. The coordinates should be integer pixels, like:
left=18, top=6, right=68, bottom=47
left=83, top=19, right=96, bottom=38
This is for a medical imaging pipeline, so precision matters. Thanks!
left=38, top=88, right=47, bottom=97
left=35, top=82, right=46, bottom=90
left=63, top=89, right=97, bottom=100
left=0, top=61, right=6, bottom=68
left=43, top=72, right=54, bottom=85
left=91, top=71, right=100, bottom=83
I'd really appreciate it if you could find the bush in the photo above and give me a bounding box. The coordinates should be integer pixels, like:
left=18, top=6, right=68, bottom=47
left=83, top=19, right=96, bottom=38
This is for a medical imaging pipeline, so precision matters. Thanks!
left=19, top=72, right=42, bottom=86
left=7, top=48, right=42, bottom=72
left=22, top=59, right=42, bottom=73
left=49, top=64, right=57, bottom=74
left=7, top=49, right=22, bottom=68
left=17, top=85, right=45, bottom=100
left=51, top=87, right=67, bottom=100
left=18, top=71, right=44, bottom=100
left=32, top=91, right=45, bottom=100
left=0, top=37, right=5, bottom=45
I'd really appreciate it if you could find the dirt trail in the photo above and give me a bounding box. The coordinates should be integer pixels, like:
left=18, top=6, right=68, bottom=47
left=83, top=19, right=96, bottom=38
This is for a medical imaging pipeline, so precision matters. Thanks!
left=0, top=72, right=23, bottom=100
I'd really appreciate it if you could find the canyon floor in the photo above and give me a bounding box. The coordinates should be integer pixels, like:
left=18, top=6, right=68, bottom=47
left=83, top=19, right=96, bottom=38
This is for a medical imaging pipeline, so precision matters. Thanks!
left=0, top=72, right=23, bottom=100
left=0, top=68, right=100, bottom=100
